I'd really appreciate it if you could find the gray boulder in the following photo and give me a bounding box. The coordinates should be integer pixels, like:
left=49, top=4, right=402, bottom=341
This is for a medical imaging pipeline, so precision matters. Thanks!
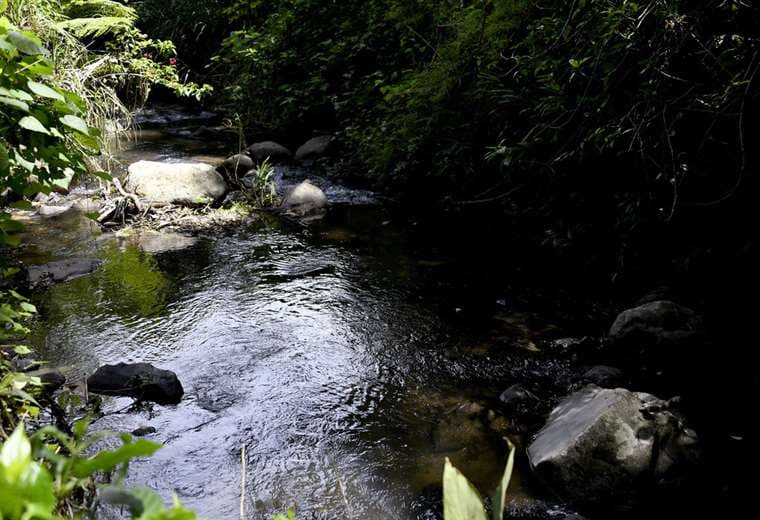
left=527, top=385, right=700, bottom=509
left=27, top=258, right=102, bottom=287
left=280, top=180, right=328, bottom=219
left=295, top=135, right=333, bottom=162
left=247, top=141, right=292, bottom=162
left=221, top=154, right=254, bottom=178
left=609, top=300, right=700, bottom=348
left=126, top=161, right=227, bottom=204
left=87, top=363, right=184, bottom=405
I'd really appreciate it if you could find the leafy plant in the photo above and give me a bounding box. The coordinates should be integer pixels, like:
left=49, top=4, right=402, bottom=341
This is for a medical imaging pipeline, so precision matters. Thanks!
left=243, top=157, right=278, bottom=208
left=443, top=440, right=515, bottom=520
left=0, top=420, right=200, bottom=519
left=1, top=5, right=101, bottom=246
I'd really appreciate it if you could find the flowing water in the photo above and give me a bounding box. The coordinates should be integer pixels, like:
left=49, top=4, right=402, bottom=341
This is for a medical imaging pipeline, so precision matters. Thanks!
left=23, top=109, right=599, bottom=519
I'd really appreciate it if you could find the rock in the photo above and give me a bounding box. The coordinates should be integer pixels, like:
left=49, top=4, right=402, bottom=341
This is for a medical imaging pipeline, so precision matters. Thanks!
left=609, top=300, right=700, bottom=348
left=221, top=191, right=247, bottom=208
left=221, top=154, right=254, bottom=178
left=131, top=426, right=157, bottom=437
left=499, top=384, right=540, bottom=416
left=579, top=365, right=626, bottom=388
left=295, top=135, right=333, bottom=162
left=87, top=363, right=184, bottom=405
left=280, top=180, right=328, bottom=218
left=133, top=231, right=198, bottom=254
left=247, top=141, right=292, bottom=162
left=126, top=161, right=228, bottom=204
left=505, top=498, right=589, bottom=520
left=27, top=368, right=66, bottom=393
left=71, top=198, right=103, bottom=214
left=27, top=258, right=102, bottom=287
left=37, top=204, right=72, bottom=218
left=527, top=385, right=700, bottom=509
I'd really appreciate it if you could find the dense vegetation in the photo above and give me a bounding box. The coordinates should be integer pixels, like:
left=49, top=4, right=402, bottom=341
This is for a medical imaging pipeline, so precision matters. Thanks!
left=136, top=0, right=759, bottom=286
left=2, top=0, right=759, bottom=518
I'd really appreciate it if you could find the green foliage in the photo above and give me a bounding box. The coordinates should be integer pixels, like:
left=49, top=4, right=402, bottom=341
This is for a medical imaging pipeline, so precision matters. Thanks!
left=443, top=440, right=514, bottom=520
left=243, top=157, right=278, bottom=208
left=1, top=11, right=99, bottom=245
left=205, top=0, right=760, bottom=271
left=0, top=421, right=199, bottom=519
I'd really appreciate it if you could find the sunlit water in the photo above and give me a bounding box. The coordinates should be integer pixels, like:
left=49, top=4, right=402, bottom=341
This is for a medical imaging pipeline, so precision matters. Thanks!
left=25, top=112, right=589, bottom=519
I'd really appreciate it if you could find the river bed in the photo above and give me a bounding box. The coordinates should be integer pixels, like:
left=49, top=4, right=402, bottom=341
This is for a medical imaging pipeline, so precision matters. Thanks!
left=23, top=109, right=602, bottom=519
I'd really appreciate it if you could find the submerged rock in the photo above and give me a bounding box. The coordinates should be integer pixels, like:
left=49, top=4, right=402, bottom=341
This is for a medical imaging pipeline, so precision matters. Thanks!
left=247, top=141, right=292, bottom=162
left=527, top=385, right=700, bottom=510
left=27, top=258, right=102, bottom=287
left=295, top=135, right=333, bottom=162
left=126, top=161, right=227, bottom=204
left=87, top=363, right=184, bottom=405
left=498, top=384, right=540, bottom=417
left=280, top=180, right=328, bottom=219
left=131, top=426, right=157, bottom=437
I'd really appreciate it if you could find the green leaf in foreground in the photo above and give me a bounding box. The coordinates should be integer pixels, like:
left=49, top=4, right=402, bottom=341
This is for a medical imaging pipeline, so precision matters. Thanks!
left=59, top=114, right=90, bottom=135
left=18, top=115, right=50, bottom=135
left=443, top=457, right=488, bottom=520
left=27, top=80, right=64, bottom=102
left=491, top=440, right=516, bottom=520
left=72, top=438, right=161, bottom=478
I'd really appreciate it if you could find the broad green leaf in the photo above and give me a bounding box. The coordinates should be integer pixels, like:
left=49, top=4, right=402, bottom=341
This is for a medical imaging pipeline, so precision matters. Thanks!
left=0, top=95, right=29, bottom=112
left=18, top=115, right=50, bottom=135
left=0, top=1, right=7, bottom=14
left=7, top=30, right=46, bottom=56
left=27, top=80, right=64, bottom=102
left=0, top=142, right=8, bottom=171
left=19, top=56, right=54, bottom=76
left=14, top=151, right=35, bottom=172
left=1, top=425, right=31, bottom=480
left=0, top=87, right=33, bottom=101
left=13, top=345, right=32, bottom=355
left=443, top=458, right=488, bottom=520
left=491, top=440, right=516, bottom=520
left=0, top=35, right=13, bottom=53
left=59, top=114, right=90, bottom=135
left=20, top=302, right=37, bottom=313
left=72, top=438, right=161, bottom=478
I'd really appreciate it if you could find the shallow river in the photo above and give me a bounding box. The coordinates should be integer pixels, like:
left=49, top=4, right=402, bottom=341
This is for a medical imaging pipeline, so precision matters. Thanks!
left=24, top=111, right=597, bottom=519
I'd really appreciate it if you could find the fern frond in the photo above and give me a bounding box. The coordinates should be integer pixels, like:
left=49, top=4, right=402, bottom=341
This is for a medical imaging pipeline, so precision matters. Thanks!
left=62, top=0, right=137, bottom=21
left=57, top=16, right=134, bottom=39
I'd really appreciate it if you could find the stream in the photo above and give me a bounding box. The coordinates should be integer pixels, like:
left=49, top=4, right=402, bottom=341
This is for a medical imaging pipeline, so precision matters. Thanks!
left=22, top=108, right=600, bottom=519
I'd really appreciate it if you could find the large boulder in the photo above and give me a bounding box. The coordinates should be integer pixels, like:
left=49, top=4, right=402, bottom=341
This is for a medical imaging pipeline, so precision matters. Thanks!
left=609, top=300, right=700, bottom=348
left=247, top=141, right=292, bottom=163
left=527, top=385, right=699, bottom=510
left=87, top=363, right=184, bottom=405
left=221, top=154, right=254, bottom=179
left=295, top=135, right=333, bottom=162
left=608, top=300, right=702, bottom=376
left=126, top=161, right=227, bottom=204
left=280, top=180, right=328, bottom=219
